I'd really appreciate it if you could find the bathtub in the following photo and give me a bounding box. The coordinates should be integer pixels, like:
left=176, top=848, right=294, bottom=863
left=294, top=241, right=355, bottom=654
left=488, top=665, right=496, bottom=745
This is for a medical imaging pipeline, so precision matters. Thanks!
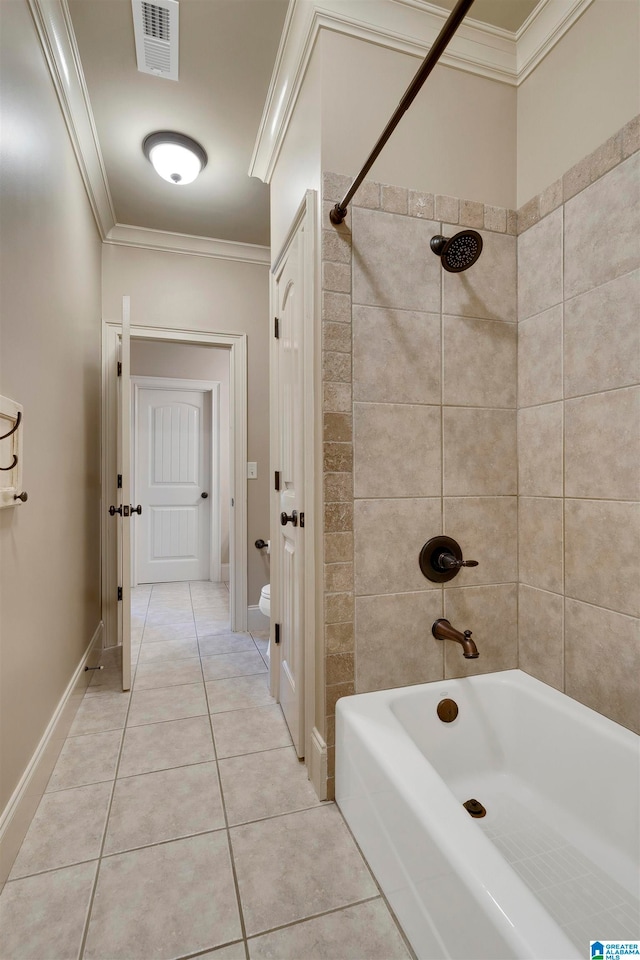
left=335, top=670, right=639, bottom=960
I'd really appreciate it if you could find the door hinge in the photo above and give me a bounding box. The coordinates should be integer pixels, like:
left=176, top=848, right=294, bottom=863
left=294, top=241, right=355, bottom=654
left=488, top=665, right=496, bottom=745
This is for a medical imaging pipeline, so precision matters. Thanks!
left=117, top=474, right=122, bottom=489
left=274, top=316, right=280, bottom=339
left=275, top=470, right=281, bottom=491
left=117, top=361, right=122, bottom=377
left=274, top=623, right=280, bottom=645
left=117, top=586, right=123, bottom=601
left=299, top=512, right=305, bottom=528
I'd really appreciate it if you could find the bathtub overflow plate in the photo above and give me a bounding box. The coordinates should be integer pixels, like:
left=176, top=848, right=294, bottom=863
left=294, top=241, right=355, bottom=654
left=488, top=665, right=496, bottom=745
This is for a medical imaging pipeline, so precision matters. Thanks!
left=437, top=698, right=459, bottom=723
left=463, top=798, right=487, bottom=818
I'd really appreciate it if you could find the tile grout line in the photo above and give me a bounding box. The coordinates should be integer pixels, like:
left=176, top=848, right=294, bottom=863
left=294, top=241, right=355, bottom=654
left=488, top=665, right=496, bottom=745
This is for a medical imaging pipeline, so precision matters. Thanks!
left=192, top=581, right=251, bottom=960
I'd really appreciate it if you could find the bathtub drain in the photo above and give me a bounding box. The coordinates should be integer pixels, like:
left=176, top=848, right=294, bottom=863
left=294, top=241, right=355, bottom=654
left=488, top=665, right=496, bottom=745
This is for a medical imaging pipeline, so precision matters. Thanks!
left=463, top=798, right=486, bottom=818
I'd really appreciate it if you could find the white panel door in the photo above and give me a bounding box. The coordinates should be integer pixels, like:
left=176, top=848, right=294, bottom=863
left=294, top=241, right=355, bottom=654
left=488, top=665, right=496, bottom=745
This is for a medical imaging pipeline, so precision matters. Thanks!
left=117, top=296, right=132, bottom=691
left=136, top=388, right=211, bottom=582
left=274, top=227, right=305, bottom=756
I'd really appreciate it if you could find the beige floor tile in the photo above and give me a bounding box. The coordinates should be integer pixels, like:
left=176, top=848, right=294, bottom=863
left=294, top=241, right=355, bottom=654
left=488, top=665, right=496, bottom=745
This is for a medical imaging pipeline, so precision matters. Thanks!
left=0, top=861, right=97, bottom=960
left=45, top=730, right=122, bottom=793
left=9, top=782, right=111, bottom=880
left=247, top=899, right=411, bottom=959
left=69, top=691, right=130, bottom=736
left=127, top=682, right=208, bottom=726
left=199, top=634, right=255, bottom=657
left=118, top=716, right=214, bottom=778
left=196, top=618, right=232, bottom=636
left=211, top=705, right=291, bottom=758
left=104, top=762, right=224, bottom=854
left=134, top=657, right=203, bottom=690
left=206, top=675, right=274, bottom=714
left=137, top=637, right=199, bottom=664
left=142, top=621, right=197, bottom=643
left=144, top=608, right=195, bottom=627
left=201, top=651, right=267, bottom=681
left=219, top=747, right=321, bottom=825
left=84, top=833, right=241, bottom=959
left=197, top=944, right=247, bottom=960
left=231, top=805, right=378, bottom=936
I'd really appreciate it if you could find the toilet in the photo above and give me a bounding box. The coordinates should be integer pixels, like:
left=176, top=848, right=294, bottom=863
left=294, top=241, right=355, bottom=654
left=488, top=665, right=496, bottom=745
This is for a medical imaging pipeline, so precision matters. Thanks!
left=259, top=583, right=270, bottom=618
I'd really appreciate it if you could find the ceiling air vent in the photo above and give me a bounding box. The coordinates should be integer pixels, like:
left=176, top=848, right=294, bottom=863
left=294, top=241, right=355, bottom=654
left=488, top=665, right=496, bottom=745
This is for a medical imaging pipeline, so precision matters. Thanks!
left=132, top=0, right=179, bottom=81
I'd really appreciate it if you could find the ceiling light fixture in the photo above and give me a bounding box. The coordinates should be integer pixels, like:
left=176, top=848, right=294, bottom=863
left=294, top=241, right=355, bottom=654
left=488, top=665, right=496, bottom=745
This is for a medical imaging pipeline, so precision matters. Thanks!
left=143, top=131, right=207, bottom=185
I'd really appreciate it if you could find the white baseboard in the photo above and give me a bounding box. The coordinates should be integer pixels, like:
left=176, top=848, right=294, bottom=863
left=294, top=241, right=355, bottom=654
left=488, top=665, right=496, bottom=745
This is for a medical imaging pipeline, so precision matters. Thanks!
left=309, top=726, right=328, bottom=801
left=247, top=605, right=269, bottom=634
left=0, top=622, right=103, bottom=886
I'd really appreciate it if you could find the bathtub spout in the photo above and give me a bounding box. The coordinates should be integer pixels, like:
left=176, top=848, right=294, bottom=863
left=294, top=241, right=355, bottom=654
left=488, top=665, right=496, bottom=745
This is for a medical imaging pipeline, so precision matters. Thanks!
left=432, top=619, right=479, bottom=658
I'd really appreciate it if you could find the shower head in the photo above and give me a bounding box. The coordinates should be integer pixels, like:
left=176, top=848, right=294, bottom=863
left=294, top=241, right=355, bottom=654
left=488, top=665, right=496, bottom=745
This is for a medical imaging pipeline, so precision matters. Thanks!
left=430, top=230, right=483, bottom=272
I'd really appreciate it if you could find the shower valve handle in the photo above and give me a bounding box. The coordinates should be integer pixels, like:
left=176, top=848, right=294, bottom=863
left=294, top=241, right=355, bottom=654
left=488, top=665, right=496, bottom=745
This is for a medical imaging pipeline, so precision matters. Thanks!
left=437, top=551, right=478, bottom=571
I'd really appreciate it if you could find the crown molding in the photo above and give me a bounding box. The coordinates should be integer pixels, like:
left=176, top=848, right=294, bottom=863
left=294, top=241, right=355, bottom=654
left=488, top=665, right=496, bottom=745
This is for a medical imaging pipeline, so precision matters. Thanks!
left=27, top=0, right=116, bottom=239
left=516, top=0, right=595, bottom=82
left=250, top=0, right=597, bottom=183
left=105, top=224, right=270, bottom=265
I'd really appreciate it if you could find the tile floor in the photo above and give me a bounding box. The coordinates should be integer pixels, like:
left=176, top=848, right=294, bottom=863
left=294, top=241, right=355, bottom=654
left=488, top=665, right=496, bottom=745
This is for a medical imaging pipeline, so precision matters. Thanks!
left=0, top=581, right=413, bottom=960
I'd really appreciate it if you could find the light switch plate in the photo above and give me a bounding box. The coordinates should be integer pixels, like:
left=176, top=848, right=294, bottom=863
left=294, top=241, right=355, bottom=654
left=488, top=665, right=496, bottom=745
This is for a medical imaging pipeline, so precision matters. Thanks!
left=247, top=462, right=258, bottom=479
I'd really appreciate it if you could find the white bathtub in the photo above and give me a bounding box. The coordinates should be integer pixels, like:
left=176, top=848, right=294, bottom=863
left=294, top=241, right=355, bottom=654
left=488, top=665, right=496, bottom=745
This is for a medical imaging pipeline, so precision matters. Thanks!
left=336, top=670, right=639, bottom=960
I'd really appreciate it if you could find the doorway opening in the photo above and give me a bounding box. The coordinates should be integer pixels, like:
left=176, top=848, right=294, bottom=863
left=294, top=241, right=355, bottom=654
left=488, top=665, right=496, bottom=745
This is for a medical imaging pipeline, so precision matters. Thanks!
left=101, top=323, right=249, bottom=658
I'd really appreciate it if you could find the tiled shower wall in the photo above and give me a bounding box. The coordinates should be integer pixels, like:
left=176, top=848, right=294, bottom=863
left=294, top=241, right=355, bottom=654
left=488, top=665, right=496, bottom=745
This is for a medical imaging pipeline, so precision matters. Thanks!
left=321, top=115, right=639, bottom=794
left=516, top=116, right=639, bottom=734
left=321, top=177, right=519, bottom=794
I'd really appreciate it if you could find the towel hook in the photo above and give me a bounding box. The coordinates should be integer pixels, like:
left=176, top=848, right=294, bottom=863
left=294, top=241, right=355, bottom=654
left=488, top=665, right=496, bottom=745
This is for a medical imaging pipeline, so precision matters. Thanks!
left=0, top=410, right=21, bottom=471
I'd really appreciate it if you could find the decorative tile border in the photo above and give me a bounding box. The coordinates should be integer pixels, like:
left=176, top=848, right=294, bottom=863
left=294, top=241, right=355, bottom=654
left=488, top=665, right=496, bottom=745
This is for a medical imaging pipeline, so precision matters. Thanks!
left=517, top=114, right=640, bottom=235
left=322, top=172, right=517, bottom=234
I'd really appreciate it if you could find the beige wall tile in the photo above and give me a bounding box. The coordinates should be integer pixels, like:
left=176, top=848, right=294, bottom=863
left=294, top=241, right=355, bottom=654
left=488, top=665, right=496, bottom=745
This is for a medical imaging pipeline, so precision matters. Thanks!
left=565, top=599, right=640, bottom=734
left=355, top=592, right=444, bottom=692
left=539, top=180, right=563, bottom=218
left=518, top=585, right=564, bottom=691
left=565, top=499, right=640, bottom=617
left=352, top=208, right=440, bottom=312
left=322, top=262, right=351, bottom=294
left=518, top=305, right=563, bottom=407
left=519, top=498, right=563, bottom=593
left=443, top=408, right=516, bottom=496
left=322, top=230, right=351, bottom=264
left=354, top=403, right=441, bottom=498
left=325, top=682, right=355, bottom=717
left=354, top=498, right=442, bottom=596
left=483, top=205, right=507, bottom=233
left=322, top=351, right=351, bottom=383
left=324, top=563, right=354, bottom=593
left=443, top=316, right=516, bottom=407
left=325, top=622, right=354, bottom=656
left=442, top=230, right=516, bottom=323
left=518, top=403, right=563, bottom=497
left=352, top=305, right=440, bottom=404
left=443, top=584, right=517, bottom=678
left=622, top=115, right=640, bottom=159
left=323, top=172, right=352, bottom=203
left=562, top=154, right=592, bottom=203
left=435, top=195, right=459, bottom=223
left=325, top=592, right=354, bottom=624
left=380, top=184, right=408, bottom=215
left=353, top=179, right=380, bottom=209
left=323, top=382, right=352, bottom=414
left=564, top=270, right=640, bottom=398
left=444, top=497, right=517, bottom=585
left=517, top=208, right=563, bottom=321
left=323, top=322, right=352, bottom=354
left=324, top=533, right=353, bottom=564
left=323, top=413, right=352, bottom=443
left=517, top=196, right=540, bottom=234
left=408, top=190, right=434, bottom=220
left=323, top=442, right=352, bottom=473
left=324, top=473, right=352, bottom=502
left=589, top=132, right=622, bottom=184
left=322, top=291, right=351, bottom=324
left=564, top=153, right=640, bottom=300
left=324, top=501, right=353, bottom=533
left=565, top=388, right=640, bottom=500
left=459, top=200, right=484, bottom=229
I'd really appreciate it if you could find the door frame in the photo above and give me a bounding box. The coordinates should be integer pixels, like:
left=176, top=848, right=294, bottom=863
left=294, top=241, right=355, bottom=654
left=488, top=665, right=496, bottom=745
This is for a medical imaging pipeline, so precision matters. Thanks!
left=269, top=190, right=319, bottom=770
left=102, top=323, right=247, bottom=646
left=130, top=376, right=222, bottom=587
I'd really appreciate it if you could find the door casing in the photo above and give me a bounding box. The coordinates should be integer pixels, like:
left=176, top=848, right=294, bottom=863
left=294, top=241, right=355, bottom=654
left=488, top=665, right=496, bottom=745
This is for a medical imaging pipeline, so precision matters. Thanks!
left=102, top=324, right=247, bottom=646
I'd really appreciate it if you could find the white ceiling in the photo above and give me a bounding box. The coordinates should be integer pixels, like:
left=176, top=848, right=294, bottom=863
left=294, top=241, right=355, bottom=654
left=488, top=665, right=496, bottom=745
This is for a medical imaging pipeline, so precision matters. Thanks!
left=68, top=0, right=540, bottom=248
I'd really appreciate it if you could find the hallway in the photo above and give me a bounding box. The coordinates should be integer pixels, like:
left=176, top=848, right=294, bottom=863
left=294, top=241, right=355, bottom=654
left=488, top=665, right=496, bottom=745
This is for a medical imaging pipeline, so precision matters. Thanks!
left=0, top=582, right=412, bottom=960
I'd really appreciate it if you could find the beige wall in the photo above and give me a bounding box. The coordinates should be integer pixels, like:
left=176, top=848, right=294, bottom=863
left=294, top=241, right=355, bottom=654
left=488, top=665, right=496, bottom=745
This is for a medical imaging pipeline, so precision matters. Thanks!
left=0, top=2, right=102, bottom=810
left=130, top=340, right=232, bottom=567
left=102, top=245, right=270, bottom=605
left=517, top=126, right=639, bottom=733
left=517, top=0, right=640, bottom=206
left=320, top=31, right=517, bottom=210
left=270, top=45, right=322, bottom=254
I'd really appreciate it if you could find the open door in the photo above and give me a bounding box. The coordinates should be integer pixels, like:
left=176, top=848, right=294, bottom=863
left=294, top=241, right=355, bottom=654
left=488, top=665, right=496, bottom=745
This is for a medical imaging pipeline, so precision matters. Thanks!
left=113, top=296, right=133, bottom=691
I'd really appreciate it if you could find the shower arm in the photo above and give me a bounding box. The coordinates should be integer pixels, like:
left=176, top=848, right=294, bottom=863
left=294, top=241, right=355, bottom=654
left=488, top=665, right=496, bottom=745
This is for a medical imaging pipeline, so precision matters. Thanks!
left=329, top=0, right=476, bottom=226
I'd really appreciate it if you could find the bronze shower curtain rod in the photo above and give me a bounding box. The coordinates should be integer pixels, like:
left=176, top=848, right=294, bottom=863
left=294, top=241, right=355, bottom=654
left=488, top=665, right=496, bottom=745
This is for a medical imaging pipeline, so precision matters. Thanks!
left=329, top=0, right=477, bottom=225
